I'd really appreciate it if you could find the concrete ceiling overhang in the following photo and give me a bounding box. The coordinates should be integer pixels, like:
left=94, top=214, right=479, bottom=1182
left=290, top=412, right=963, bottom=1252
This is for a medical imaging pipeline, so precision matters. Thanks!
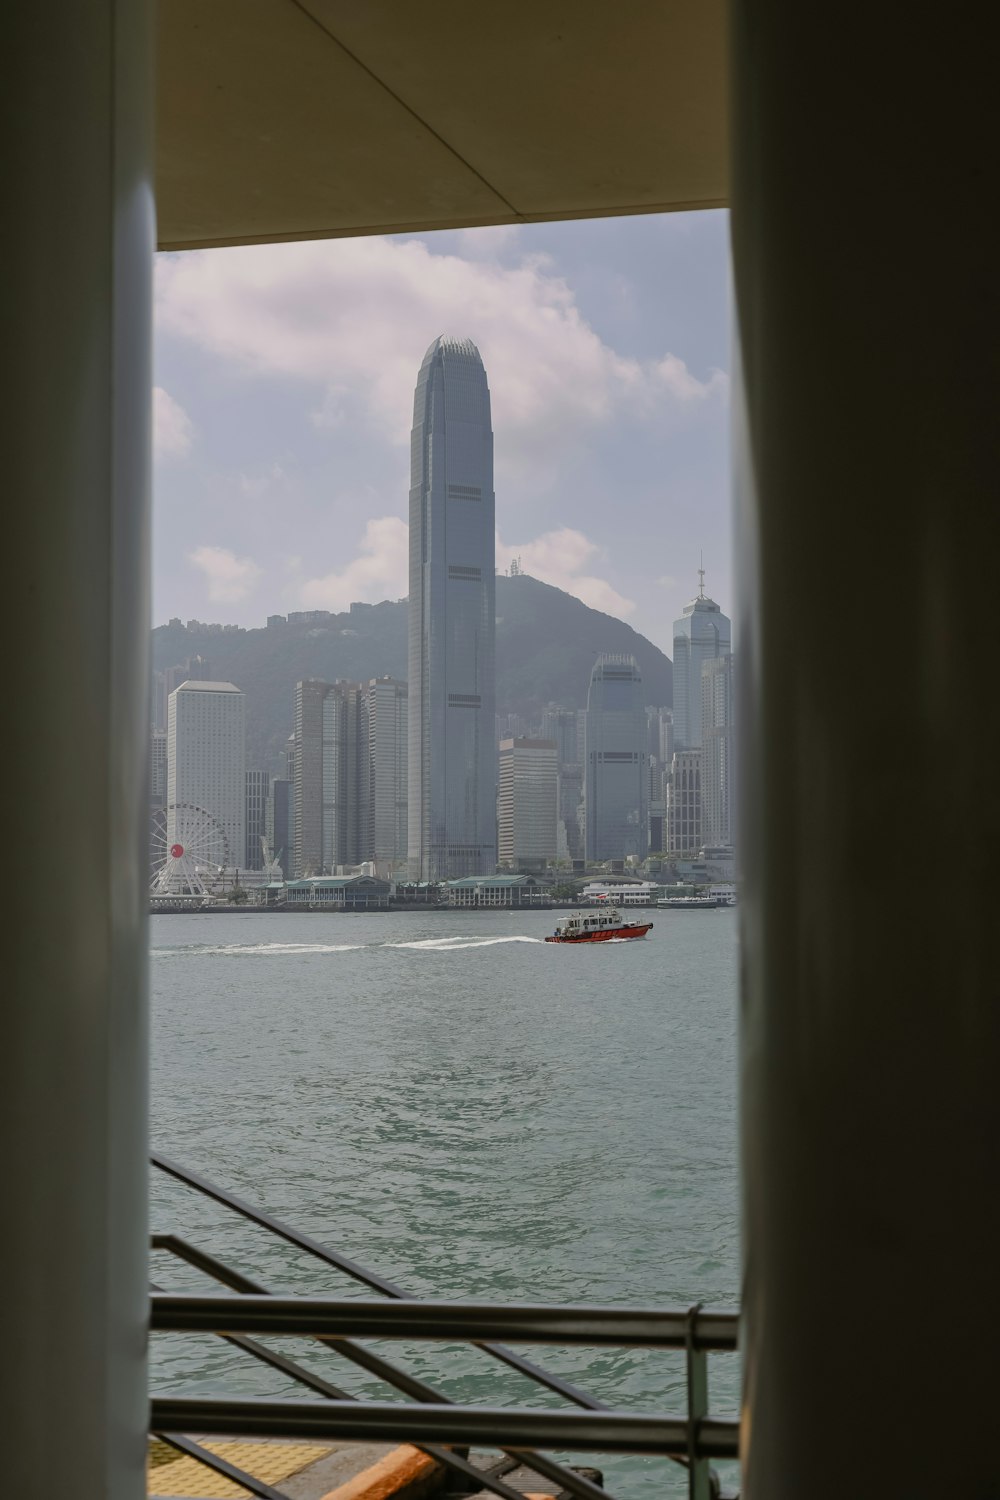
left=156, top=0, right=728, bottom=250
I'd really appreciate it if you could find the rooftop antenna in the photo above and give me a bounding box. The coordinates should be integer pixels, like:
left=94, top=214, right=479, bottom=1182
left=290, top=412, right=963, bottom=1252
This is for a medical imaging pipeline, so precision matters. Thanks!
left=698, top=551, right=706, bottom=599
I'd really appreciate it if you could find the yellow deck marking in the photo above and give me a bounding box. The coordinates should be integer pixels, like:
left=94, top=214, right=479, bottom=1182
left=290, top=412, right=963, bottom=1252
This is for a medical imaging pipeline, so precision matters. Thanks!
left=148, top=1440, right=328, bottom=1497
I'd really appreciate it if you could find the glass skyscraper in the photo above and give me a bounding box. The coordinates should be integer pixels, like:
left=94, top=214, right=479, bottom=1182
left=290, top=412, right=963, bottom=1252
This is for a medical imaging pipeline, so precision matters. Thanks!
left=583, top=654, right=649, bottom=863
left=671, top=572, right=732, bottom=749
left=408, top=336, right=497, bottom=880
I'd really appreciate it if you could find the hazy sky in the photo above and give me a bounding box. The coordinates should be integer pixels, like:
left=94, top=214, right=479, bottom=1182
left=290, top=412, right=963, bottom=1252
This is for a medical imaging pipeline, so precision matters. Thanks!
left=153, top=209, right=731, bottom=654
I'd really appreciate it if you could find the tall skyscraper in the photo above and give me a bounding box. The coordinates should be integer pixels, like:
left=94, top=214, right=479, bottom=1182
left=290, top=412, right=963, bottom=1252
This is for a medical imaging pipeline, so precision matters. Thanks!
left=366, top=677, right=408, bottom=873
left=541, top=706, right=579, bottom=767
left=293, top=679, right=367, bottom=877
left=167, top=681, right=246, bottom=870
left=150, top=729, right=167, bottom=808
left=665, top=749, right=702, bottom=854
left=245, top=768, right=270, bottom=869
left=583, top=655, right=649, bottom=862
left=672, top=569, right=731, bottom=749
left=701, top=654, right=737, bottom=848
left=498, top=738, right=558, bottom=870
left=266, top=778, right=291, bottom=877
left=408, top=335, right=496, bottom=880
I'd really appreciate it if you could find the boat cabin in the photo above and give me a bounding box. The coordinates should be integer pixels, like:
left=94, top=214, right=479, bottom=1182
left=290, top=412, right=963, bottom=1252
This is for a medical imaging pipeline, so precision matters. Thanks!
left=557, top=907, right=625, bottom=934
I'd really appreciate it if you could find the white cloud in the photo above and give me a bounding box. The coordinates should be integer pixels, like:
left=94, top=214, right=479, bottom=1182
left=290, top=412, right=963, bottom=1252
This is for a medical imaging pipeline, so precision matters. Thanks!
left=153, top=386, right=194, bottom=459
left=188, top=545, right=262, bottom=603
left=155, top=238, right=724, bottom=489
left=239, top=462, right=286, bottom=499
left=299, top=516, right=408, bottom=611
left=497, top=527, right=636, bottom=617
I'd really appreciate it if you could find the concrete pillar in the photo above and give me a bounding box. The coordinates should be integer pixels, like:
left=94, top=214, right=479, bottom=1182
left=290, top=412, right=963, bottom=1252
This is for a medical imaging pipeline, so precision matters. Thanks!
left=4, top=6, right=152, bottom=1496
left=731, top=5, right=997, bottom=1496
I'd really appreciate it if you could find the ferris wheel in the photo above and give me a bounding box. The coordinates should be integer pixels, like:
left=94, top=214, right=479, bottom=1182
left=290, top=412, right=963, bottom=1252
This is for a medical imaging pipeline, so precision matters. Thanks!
left=150, top=802, right=231, bottom=898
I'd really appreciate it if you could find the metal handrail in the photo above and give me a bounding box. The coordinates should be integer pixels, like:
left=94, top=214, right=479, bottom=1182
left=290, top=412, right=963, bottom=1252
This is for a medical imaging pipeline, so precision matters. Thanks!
left=150, top=1240, right=581, bottom=1500
left=153, top=1151, right=611, bottom=1408
left=150, top=1292, right=739, bottom=1349
left=151, top=1396, right=741, bottom=1458
left=151, top=1236, right=613, bottom=1500
left=151, top=1153, right=740, bottom=1500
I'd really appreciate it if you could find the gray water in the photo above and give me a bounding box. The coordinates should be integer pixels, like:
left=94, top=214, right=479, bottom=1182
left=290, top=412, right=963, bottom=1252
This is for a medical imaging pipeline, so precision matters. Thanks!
left=150, top=908, right=740, bottom=1497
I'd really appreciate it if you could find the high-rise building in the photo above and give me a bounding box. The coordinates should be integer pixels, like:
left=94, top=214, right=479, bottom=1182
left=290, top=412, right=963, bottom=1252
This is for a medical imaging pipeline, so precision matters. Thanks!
left=366, top=677, right=408, bottom=873
left=293, top=679, right=368, bottom=877
left=167, top=681, right=246, bottom=870
left=541, top=706, right=578, bottom=767
left=498, top=738, right=558, bottom=870
left=408, top=336, right=497, bottom=880
left=557, top=762, right=584, bottom=861
left=245, top=768, right=270, bottom=869
left=665, top=749, right=702, bottom=854
left=672, top=571, right=731, bottom=749
left=583, top=655, right=649, bottom=862
left=150, top=729, right=167, bottom=807
left=701, top=654, right=736, bottom=849
left=266, top=778, right=291, bottom=878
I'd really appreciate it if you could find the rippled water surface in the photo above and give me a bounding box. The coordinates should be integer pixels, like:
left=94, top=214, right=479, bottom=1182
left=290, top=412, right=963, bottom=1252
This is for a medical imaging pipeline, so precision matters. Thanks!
left=151, top=908, right=740, bottom=1497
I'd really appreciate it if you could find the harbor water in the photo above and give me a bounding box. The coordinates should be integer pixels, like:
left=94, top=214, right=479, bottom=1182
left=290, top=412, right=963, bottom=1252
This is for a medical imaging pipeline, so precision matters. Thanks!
left=150, top=907, right=740, bottom=1497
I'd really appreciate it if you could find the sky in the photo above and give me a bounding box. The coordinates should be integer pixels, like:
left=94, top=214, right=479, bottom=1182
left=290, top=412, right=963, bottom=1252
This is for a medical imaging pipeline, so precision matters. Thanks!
left=153, top=210, right=731, bottom=655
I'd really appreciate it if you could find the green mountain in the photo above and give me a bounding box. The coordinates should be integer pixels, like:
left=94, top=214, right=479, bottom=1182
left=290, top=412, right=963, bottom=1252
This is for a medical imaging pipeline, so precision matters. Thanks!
left=153, top=574, right=672, bottom=772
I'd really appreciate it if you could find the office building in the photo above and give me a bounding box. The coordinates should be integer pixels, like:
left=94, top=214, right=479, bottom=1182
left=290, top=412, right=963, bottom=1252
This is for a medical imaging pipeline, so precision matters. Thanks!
left=166, top=681, right=246, bottom=870
left=541, top=706, right=578, bottom=767
left=408, top=336, right=497, bottom=880
left=293, top=679, right=368, bottom=877
left=265, top=777, right=291, bottom=878
left=245, top=768, right=270, bottom=870
left=150, top=729, right=167, bottom=808
left=557, top=762, right=584, bottom=861
left=498, top=737, right=558, bottom=869
left=366, top=677, right=408, bottom=873
left=701, top=654, right=736, bottom=849
left=665, top=749, right=702, bottom=854
left=583, top=654, right=648, bottom=862
left=672, top=571, right=731, bottom=749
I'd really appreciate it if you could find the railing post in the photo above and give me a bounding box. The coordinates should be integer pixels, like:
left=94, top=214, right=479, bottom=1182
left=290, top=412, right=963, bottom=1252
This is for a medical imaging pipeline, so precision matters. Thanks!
left=686, top=1304, right=712, bottom=1500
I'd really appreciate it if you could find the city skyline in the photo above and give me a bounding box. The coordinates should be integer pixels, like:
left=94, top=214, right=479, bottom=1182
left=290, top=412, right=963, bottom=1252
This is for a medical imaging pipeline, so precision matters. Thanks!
left=152, top=213, right=731, bottom=654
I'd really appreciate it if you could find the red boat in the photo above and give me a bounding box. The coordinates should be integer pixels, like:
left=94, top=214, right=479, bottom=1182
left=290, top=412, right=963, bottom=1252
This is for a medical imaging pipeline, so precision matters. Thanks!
left=545, top=906, right=653, bottom=943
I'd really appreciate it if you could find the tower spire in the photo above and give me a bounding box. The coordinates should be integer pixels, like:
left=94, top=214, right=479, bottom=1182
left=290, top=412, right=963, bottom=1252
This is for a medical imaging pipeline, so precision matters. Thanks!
left=698, top=551, right=706, bottom=599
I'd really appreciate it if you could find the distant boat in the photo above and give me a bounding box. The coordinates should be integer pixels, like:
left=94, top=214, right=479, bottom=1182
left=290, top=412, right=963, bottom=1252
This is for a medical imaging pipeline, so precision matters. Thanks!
left=545, top=906, right=653, bottom=943
left=657, top=895, right=724, bottom=909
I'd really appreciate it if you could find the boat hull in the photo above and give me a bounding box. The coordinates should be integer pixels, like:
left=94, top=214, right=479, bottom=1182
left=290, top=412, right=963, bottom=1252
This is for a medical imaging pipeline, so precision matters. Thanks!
left=545, top=924, right=653, bottom=943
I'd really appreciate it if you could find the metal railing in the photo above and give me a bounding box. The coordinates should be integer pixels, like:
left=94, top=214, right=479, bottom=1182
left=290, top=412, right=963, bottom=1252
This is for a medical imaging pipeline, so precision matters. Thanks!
left=150, top=1152, right=740, bottom=1500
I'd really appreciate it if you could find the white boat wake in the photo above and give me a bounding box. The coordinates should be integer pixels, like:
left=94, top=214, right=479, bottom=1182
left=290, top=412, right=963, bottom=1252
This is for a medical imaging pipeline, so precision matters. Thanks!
left=385, top=935, right=545, bottom=950
left=152, top=941, right=366, bottom=957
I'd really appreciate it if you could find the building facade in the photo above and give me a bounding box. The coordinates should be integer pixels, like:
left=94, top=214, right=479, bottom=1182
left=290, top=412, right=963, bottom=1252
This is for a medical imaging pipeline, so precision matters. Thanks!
left=166, top=680, right=246, bottom=871
left=293, top=679, right=368, bottom=877
left=245, top=768, right=270, bottom=870
left=366, top=676, right=408, bottom=873
left=557, top=762, right=584, bottom=861
left=672, top=574, right=731, bottom=749
left=150, top=729, right=167, bottom=807
left=408, top=336, right=497, bottom=880
left=701, top=653, right=736, bottom=849
left=498, top=737, right=558, bottom=869
left=665, top=748, right=702, bottom=855
left=583, top=655, right=649, bottom=862
left=266, top=777, right=291, bottom=878
left=540, top=706, right=578, bottom=766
